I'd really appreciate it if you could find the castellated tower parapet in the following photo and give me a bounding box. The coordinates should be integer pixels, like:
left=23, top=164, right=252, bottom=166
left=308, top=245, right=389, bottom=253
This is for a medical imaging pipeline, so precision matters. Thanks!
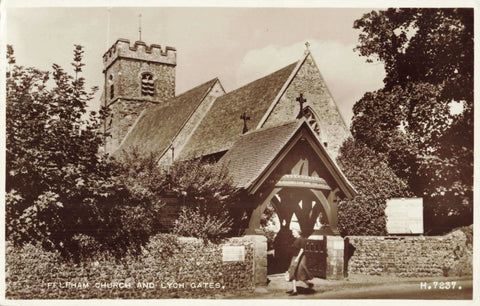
left=103, top=39, right=176, bottom=72
left=103, top=38, right=176, bottom=153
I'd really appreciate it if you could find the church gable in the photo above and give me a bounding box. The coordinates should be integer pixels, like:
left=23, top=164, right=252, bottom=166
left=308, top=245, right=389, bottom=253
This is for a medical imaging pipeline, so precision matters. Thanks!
left=260, top=53, right=350, bottom=159
left=116, top=78, right=221, bottom=157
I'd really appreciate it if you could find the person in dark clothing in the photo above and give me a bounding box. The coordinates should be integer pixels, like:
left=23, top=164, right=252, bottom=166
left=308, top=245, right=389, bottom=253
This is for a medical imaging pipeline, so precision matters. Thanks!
left=286, top=236, right=313, bottom=295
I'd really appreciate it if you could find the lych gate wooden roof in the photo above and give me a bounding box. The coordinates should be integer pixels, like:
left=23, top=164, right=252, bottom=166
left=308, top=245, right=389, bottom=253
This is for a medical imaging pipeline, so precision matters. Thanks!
left=219, top=119, right=357, bottom=197
left=219, top=120, right=302, bottom=189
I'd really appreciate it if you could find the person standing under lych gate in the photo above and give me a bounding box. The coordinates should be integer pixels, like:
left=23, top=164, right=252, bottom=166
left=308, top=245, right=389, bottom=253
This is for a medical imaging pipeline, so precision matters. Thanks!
left=286, top=233, right=314, bottom=296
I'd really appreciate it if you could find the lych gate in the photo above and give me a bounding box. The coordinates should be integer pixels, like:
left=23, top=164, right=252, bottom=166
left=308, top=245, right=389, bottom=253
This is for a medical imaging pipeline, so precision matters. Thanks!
left=219, top=119, right=356, bottom=284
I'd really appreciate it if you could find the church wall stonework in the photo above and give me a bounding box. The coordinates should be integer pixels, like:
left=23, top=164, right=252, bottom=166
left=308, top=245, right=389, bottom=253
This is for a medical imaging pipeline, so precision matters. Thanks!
left=106, top=60, right=175, bottom=104
left=106, top=61, right=175, bottom=152
left=263, top=55, right=350, bottom=159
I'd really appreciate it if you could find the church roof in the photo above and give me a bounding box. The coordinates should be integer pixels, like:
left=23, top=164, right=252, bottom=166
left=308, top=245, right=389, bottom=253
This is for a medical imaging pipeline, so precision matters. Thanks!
left=178, top=62, right=298, bottom=159
left=117, top=78, right=219, bottom=156
left=219, top=120, right=303, bottom=189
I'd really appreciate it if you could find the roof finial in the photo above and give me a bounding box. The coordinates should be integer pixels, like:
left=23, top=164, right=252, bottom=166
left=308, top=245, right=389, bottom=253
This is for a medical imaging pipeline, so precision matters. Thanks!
left=138, top=13, right=142, bottom=41
left=240, top=111, right=251, bottom=134
left=305, top=41, right=310, bottom=55
left=296, top=93, right=307, bottom=119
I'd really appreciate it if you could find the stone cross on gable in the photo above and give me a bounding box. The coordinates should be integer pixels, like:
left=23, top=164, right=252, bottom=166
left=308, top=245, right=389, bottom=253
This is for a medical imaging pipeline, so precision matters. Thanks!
left=296, top=93, right=307, bottom=119
left=240, top=111, right=250, bottom=134
left=304, top=41, right=311, bottom=55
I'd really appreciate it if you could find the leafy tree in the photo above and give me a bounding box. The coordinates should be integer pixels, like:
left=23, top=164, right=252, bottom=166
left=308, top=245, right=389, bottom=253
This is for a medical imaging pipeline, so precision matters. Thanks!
left=351, top=8, right=473, bottom=232
left=166, top=159, right=245, bottom=237
left=116, top=151, right=244, bottom=237
left=336, top=138, right=412, bottom=236
left=6, top=45, right=157, bottom=260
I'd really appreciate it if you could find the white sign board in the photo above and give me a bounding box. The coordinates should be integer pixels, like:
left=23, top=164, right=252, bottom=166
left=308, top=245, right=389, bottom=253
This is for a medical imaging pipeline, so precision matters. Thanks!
left=385, top=198, right=424, bottom=234
left=222, top=245, right=245, bottom=262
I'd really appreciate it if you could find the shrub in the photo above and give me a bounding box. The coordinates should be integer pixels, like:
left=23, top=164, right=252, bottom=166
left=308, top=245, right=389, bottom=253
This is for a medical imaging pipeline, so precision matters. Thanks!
left=173, top=206, right=233, bottom=241
left=337, top=138, right=413, bottom=236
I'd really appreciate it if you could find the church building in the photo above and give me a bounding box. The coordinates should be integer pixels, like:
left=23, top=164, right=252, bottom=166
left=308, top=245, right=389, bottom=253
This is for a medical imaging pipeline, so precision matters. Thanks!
left=103, top=39, right=357, bottom=281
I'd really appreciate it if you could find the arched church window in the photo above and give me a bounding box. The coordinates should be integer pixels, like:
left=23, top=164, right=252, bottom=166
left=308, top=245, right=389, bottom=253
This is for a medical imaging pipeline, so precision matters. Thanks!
left=141, top=73, right=154, bottom=96
left=303, top=106, right=321, bottom=137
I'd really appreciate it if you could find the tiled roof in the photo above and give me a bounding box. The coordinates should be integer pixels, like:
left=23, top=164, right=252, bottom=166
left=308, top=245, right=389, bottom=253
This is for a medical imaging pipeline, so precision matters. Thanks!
left=218, top=120, right=303, bottom=189
left=219, top=119, right=357, bottom=198
left=178, top=62, right=298, bottom=159
left=116, top=78, right=218, bottom=156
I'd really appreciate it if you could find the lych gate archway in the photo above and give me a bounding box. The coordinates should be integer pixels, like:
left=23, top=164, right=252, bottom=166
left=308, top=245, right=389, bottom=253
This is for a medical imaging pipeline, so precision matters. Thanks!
left=268, top=185, right=340, bottom=237
left=219, top=119, right=356, bottom=283
left=266, top=186, right=337, bottom=274
left=245, top=156, right=343, bottom=237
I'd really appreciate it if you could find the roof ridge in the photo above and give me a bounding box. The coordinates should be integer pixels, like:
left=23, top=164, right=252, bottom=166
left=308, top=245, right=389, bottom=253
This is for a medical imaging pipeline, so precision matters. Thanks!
left=242, top=119, right=303, bottom=136
left=116, top=78, right=221, bottom=157
left=152, top=78, right=219, bottom=110
left=156, top=78, right=221, bottom=162
left=177, top=61, right=299, bottom=160
left=224, top=62, right=297, bottom=95
left=177, top=77, right=219, bottom=96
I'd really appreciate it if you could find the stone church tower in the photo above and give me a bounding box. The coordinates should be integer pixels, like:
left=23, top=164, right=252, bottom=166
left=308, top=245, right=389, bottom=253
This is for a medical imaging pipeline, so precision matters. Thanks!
left=103, top=39, right=176, bottom=152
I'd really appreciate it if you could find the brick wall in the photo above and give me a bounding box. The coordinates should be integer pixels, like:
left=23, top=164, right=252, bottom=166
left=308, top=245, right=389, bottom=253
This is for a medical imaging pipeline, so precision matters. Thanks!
left=346, top=230, right=468, bottom=277
left=6, top=235, right=256, bottom=299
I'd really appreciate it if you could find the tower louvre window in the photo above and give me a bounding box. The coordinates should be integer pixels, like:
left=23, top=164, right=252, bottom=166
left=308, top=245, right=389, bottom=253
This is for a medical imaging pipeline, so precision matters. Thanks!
left=109, top=75, right=114, bottom=99
left=141, top=73, right=155, bottom=96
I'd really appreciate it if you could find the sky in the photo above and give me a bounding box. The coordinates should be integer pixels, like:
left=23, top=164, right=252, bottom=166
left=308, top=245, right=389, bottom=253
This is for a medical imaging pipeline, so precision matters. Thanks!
left=5, top=5, right=387, bottom=126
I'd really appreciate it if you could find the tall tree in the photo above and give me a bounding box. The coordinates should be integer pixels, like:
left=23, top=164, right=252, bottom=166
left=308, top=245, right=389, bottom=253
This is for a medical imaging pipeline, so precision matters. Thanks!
left=351, top=8, right=473, bottom=232
left=6, top=45, right=158, bottom=260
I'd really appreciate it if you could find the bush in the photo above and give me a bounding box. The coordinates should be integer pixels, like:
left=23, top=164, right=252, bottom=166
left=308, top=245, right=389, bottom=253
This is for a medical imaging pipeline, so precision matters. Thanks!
left=173, top=206, right=233, bottom=241
left=337, top=138, right=413, bottom=235
left=117, top=152, right=245, bottom=239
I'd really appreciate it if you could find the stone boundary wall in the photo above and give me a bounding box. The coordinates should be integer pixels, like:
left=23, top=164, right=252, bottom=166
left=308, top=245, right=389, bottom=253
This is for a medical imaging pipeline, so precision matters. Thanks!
left=6, top=235, right=255, bottom=299
left=346, top=231, right=467, bottom=277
